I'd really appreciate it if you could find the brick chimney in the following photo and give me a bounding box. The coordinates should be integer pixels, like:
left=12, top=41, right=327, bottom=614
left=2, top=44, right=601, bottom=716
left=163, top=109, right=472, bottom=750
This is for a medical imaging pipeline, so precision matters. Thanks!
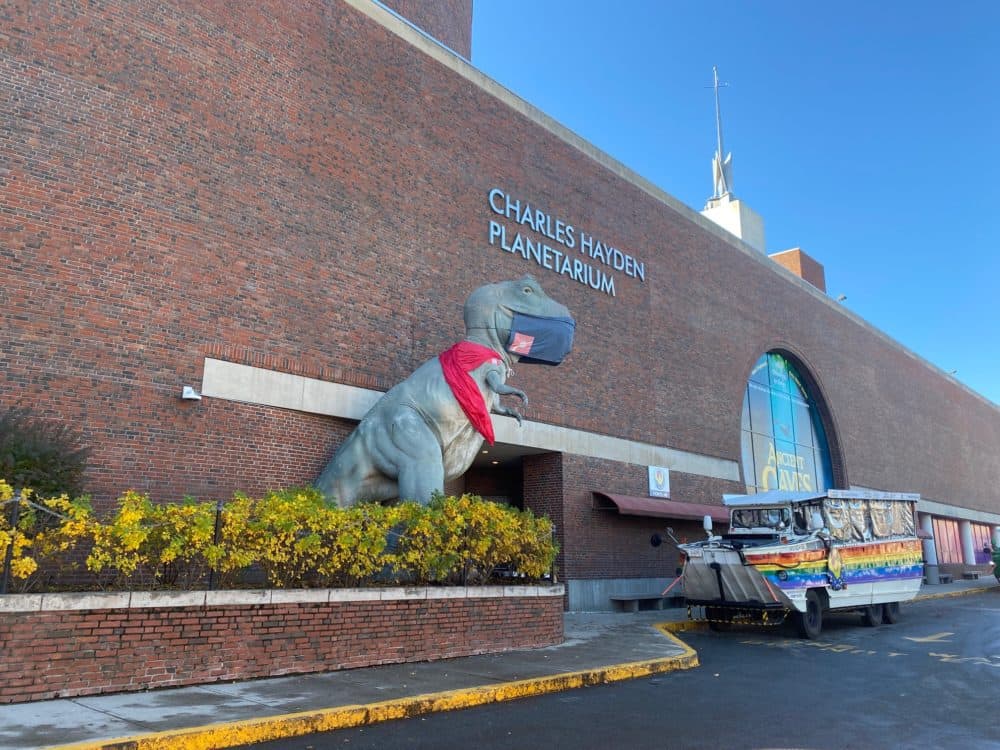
left=768, top=247, right=826, bottom=292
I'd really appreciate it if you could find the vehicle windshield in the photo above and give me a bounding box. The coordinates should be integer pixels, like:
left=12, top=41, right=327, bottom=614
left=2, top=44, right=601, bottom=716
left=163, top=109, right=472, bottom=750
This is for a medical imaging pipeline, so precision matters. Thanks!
left=730, top=506, right=791, bottom=531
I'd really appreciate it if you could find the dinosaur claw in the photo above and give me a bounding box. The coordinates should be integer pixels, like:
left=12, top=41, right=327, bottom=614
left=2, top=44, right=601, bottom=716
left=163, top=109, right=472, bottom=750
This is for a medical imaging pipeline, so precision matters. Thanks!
left=495, top=405, right=524, bottom=425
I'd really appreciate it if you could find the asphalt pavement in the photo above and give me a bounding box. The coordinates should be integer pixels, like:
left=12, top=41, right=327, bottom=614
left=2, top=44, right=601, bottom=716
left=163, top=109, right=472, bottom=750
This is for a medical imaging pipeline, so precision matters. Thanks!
left=1, top=575, right=994, bottom=750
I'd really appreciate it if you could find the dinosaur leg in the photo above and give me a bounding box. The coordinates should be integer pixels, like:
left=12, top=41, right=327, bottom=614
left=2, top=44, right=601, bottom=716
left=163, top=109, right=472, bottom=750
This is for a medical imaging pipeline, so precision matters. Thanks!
left=315, top=430, right=369, bottom=507
left=316, top=426, right=396, bottom=506
left=381, top=408, right=445, bottom=504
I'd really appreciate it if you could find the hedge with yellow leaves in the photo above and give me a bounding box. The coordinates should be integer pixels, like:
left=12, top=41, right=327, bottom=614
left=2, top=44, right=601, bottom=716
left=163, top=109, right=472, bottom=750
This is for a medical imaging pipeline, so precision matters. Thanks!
left=0, top=479, right=93, bottom=589
left=0, top=480, right=558, bottom=592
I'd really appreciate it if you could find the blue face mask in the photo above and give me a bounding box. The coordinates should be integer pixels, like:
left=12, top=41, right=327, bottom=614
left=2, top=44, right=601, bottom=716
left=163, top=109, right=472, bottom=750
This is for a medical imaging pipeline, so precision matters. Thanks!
left=506, top=313, right=575, bottom=365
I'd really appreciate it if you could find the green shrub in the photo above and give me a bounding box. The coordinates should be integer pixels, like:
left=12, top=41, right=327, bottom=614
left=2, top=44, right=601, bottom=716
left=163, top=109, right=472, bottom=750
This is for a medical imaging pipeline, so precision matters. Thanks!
left=86, top=489, right=165, bottom=589
left=239, top=487, right=337, bottom=588
left=392, top=494, right=558, bottom=585
left=0, top=481, right=93, bottom=592
left=0, top=407, right=89, bottom=497
left=5, top=482, right=557, bottom=592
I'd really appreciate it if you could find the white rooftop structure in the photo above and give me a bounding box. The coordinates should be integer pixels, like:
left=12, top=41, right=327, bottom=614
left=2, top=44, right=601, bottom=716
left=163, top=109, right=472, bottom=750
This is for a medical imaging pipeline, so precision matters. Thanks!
left=700, top=66, right=766, bottom=253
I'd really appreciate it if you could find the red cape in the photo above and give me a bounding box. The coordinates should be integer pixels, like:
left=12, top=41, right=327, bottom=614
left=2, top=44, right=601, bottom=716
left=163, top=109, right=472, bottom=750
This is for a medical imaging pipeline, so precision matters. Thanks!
left=439, top=342, right=504, bottom=445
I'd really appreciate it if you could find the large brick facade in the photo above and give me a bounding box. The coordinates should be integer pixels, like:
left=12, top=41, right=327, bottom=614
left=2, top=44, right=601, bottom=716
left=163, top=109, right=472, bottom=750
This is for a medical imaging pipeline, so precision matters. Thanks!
left=2, top=1, right=999, bottom=602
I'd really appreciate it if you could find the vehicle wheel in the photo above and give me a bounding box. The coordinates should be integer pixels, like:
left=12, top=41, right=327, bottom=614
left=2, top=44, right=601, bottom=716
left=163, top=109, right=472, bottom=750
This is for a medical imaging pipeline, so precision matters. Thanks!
left=795, top=590, right=823, bottom=639
left=861, top=604, right=881, bottom=627
left=881, top=601, right=900, bottom=624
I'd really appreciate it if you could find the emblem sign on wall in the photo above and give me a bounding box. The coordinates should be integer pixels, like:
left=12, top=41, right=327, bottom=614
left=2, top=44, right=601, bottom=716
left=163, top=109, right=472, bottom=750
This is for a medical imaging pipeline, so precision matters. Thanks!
left=648, top=466, right=670, bottom=498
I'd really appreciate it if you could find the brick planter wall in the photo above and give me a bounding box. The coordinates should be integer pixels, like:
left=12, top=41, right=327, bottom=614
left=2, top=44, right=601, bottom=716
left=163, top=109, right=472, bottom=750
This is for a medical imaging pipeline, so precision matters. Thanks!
left=0, top=586, right=564, bottom=705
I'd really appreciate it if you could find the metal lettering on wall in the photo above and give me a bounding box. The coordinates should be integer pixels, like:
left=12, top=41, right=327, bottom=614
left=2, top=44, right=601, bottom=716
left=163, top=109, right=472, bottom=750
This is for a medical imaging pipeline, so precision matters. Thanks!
left=487, top=187, right=647, bottom=297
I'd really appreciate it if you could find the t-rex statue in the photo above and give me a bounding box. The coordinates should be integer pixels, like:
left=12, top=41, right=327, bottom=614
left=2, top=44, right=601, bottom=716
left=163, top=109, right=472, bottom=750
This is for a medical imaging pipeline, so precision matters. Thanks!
left=316, top=275, right=575, bottom=506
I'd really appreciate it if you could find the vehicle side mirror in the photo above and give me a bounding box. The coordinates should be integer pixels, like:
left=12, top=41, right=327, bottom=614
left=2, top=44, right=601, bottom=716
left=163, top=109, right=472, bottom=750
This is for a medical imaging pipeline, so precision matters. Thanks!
left=703, top=515, right=713, bottom=534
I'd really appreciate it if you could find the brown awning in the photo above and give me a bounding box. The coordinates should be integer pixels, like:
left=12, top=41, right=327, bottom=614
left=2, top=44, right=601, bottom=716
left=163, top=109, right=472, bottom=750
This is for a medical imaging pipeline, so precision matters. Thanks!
left=593, top=492, right=729, bottom=523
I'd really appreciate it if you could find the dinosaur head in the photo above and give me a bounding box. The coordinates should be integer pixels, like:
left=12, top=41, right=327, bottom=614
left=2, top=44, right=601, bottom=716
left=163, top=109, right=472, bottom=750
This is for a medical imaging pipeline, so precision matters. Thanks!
left=463, top=275, right=575, bottom=366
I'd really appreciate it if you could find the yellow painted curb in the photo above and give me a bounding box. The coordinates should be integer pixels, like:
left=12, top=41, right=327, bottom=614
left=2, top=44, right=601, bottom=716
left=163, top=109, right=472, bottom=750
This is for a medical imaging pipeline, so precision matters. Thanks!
left=914, top=583, right=997, bottom=602
left=660, top=619, right=708, bottom=634
left=49, top=624, right=699, bottom=750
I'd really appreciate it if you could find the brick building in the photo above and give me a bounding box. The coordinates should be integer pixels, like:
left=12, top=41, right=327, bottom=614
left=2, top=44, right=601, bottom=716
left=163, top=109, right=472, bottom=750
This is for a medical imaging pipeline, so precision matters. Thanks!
left=2, top=0, right=998, bottom=609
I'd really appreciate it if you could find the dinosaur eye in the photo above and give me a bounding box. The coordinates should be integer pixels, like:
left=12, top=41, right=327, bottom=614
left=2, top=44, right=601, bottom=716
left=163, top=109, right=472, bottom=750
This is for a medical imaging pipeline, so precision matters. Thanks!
left=523, top=286, right=533, bottom=294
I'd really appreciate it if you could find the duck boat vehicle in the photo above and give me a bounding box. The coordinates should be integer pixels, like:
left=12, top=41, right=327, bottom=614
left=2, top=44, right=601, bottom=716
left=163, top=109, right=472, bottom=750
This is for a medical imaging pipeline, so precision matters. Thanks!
left=678, top=489, right=924, bottom=638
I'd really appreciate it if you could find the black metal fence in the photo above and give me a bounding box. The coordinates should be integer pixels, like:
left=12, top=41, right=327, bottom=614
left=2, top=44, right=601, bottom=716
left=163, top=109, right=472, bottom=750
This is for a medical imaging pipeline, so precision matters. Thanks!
left=0, top=492, right=20, bottom=595
left=0, top=491, right=67, bottom=595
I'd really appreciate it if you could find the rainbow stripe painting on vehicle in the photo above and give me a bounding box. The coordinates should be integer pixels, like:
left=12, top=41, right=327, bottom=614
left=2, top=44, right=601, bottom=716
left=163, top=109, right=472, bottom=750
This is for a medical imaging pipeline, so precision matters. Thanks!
left=745, top=539, right=923, bottom=591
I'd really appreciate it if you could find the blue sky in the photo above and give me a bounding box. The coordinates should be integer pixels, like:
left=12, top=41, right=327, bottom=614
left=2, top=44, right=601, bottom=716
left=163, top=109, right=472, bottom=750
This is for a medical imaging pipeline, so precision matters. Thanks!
left=471, top=1, right=999, bottom=406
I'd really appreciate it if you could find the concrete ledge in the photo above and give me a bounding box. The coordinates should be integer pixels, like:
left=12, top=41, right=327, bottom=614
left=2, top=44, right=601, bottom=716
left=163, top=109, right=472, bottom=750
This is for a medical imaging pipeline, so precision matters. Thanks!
left=200, top=357, right=740, bottom=483
left=380, top=587, right=429, bottom=600
left=204, top=590, right=270, bottom=607
left=465, top=586, right=508, bottom=599
left=270, top=589, right=330, bottom=604
left=42, top=592, right=131, bottom=610
left=129, top=591, right=206, bottom=609
left=328, top=588, right=381, bottom=602
left=0, top=585, right=566, bottom=612
left=425, top=587, right=472, bottom=599
left=0, top=594, right=42, bottom=612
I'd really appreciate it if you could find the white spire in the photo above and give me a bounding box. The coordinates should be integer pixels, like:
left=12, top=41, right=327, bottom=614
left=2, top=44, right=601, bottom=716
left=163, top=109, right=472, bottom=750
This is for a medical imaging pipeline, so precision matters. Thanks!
left=710, top=65, right=733, bottom=201
left=700, top=66, right=766, bottom=253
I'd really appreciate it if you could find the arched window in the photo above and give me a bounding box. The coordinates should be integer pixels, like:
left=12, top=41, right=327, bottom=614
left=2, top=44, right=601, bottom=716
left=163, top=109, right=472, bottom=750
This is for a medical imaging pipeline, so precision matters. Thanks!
left=740, top=353, right=834, bottom=494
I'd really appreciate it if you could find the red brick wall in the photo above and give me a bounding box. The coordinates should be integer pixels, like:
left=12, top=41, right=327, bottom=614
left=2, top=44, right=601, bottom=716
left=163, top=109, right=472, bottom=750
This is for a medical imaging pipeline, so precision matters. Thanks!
left=0, top=593, right=563, bottom=704
left=382, top=0, right=473, bottom=58
left=1, top=0, right=998, bottom=527
left=558, top=454, right=743, bottom=580
left=461, top=464, right=522, bottom=505
left=524, top=453, right=566, bottom=579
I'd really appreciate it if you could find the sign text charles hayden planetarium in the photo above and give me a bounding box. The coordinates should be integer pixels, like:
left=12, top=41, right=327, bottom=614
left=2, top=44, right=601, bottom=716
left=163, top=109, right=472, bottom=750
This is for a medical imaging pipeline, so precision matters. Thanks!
left=487, top=188, right=645, bottom=297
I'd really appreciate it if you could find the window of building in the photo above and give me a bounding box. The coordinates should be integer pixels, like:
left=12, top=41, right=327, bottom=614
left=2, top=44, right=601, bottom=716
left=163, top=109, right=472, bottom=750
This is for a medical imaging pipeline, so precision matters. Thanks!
left=740, top=353, right=833, bottom=494
left=972, top=523, right=993, bottom=564
left=932, top=517, right=963, bottom=564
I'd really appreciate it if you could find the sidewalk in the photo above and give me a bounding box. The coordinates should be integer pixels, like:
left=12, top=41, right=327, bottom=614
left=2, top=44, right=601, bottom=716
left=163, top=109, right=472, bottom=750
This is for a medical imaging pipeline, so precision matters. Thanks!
left=2, top=576, right=995, bottom=750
